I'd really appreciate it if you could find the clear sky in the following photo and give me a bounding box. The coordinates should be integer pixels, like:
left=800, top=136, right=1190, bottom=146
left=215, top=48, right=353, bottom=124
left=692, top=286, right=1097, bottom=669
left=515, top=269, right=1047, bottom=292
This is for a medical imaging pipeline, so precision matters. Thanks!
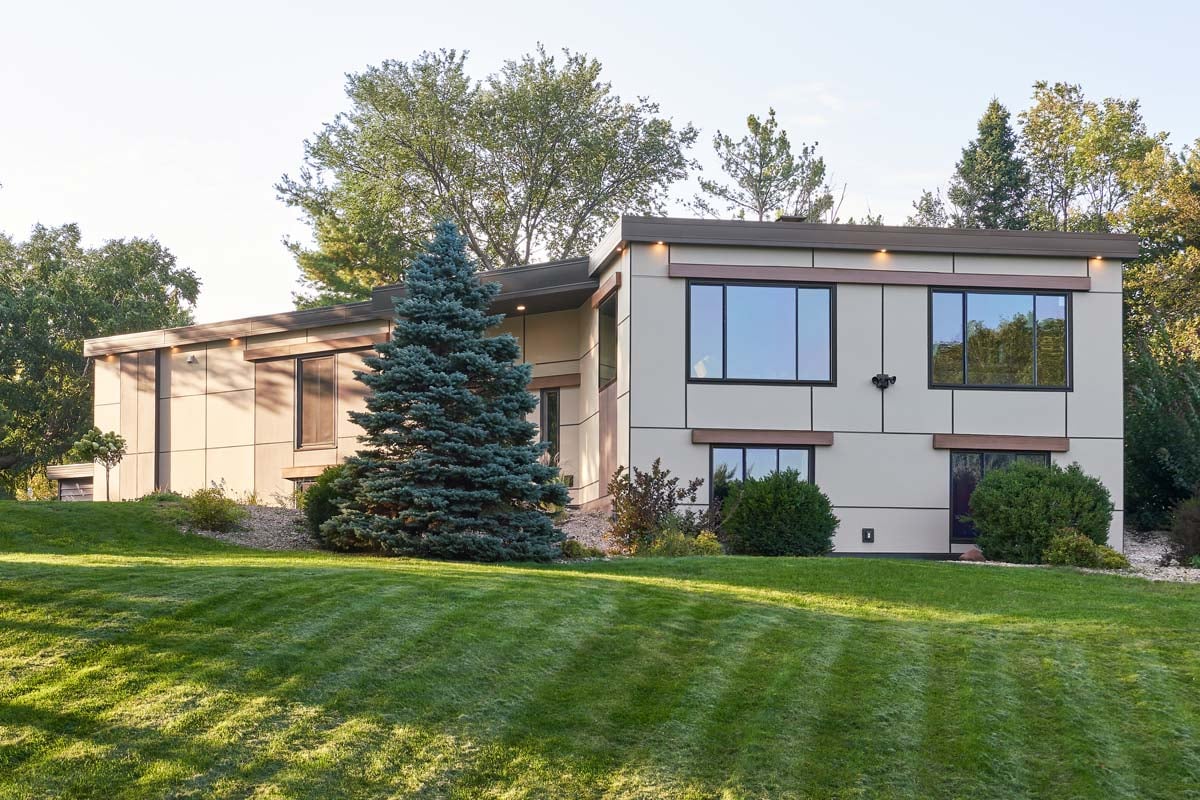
left=2, top=0, right=1196, bottom=323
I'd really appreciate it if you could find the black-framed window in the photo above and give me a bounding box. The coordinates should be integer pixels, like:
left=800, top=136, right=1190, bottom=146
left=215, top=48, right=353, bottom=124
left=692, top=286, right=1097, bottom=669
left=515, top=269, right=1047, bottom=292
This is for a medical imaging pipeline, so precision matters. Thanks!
left=710, top=445, right=814, bottom=505
left=598, top=293, right=617, bottom=389
left=297, top=355, right=336, bottom=448
left=688, top=281, right=834, bottom=384
left=950, top=450, right=1050, bottom=542
left=539, top=388, right=560, bottom=464
left=931, top=289, right=1070, bottom=389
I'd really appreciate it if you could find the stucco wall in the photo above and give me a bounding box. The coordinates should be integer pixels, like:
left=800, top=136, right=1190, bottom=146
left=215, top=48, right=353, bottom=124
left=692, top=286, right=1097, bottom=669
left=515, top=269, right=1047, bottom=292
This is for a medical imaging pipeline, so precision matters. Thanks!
left=625, top=243, right=1125, bottom=553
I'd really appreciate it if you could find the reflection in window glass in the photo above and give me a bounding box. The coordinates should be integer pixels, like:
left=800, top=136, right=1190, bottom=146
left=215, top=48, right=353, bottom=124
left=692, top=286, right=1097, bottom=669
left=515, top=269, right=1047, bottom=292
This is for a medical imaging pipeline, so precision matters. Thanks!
left=598, top=293, right=617, bottom=389
left=744, top=448, right=777, bottom=479
left=689, top=284, right=724, bottom=379
left=778, top=448, right=810, bottom=477
left=967, top=293, right=1034, bottom=385
left=727, top=286, right=796, bottom=380
left=931, top=290, right=1067, bottom=388
left=1036, top=294, right=1068, bottom=386
left=931, top=291, right=965, bottom=384
left=688, top=283, right=832, bottom=383
left=796, top=288, right=831, bottom=380
left=709, top=446, right=813, bottom=505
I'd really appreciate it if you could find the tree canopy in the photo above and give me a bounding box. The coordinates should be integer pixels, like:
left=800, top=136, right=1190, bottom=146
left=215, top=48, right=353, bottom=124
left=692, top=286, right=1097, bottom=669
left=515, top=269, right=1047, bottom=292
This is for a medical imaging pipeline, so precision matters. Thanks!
left=279, top=47, right=697, bottom=308
left=0, top=224, right=198, bottom=494
left=947, top=99, right=1029, bottom=229
left=691, top=108, right=835, bottom=222
left=322, top=221, right=568, bottom=561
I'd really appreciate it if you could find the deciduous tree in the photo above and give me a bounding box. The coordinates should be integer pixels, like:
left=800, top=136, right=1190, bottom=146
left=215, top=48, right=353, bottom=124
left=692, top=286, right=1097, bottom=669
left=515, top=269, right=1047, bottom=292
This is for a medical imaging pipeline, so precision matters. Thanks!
left=0, top=225, right=198, bottom=494
left=279, top=48, right=697, bottom=307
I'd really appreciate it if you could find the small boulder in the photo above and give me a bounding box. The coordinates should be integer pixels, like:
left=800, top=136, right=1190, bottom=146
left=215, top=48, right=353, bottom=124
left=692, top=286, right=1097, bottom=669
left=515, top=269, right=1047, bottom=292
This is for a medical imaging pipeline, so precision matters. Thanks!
left=959, top=547, right=986, bottom=562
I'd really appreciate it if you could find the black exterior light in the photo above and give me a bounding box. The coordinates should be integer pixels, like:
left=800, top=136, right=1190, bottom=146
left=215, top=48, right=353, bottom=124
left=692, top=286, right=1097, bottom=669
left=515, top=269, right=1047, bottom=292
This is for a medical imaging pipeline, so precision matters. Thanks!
left=871, top=373, right=897, bottom=390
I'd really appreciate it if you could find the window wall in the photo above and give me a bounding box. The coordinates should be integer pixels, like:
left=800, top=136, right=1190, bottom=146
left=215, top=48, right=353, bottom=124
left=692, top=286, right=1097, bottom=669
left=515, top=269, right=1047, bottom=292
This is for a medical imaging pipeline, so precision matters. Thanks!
left=710, top=445, right=814, bottom=505
left=689, top=282, right=834, bottom=383
left=931, top=290, right=1069, bottom=388
left=539, top=388, right=560, bottom=464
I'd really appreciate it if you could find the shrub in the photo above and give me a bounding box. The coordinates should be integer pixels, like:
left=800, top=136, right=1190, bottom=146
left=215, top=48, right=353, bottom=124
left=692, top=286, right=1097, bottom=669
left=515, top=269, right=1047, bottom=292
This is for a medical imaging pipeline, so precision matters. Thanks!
left=1167, top=496, right=1200, bottom=564
left=1043, top=529, right=1130, bottom=569
left=182, top=482, right=246, bottom=533
left=636, top=528, right=724, bottom=557
left=1125, top=338, right=1200, bottom=529
left=561, top=539, right=605, bottom=559
left=606, top=459, right=702, bottom=553
left=138, top=490, right=183, bottom=504
left=1189, top=555, right=1200, bottom=569
left=969, top=461, right=1113, bottom=564
left=303, top=464, right=350, bottom=538
left=722, top=470, right=838, bottom=556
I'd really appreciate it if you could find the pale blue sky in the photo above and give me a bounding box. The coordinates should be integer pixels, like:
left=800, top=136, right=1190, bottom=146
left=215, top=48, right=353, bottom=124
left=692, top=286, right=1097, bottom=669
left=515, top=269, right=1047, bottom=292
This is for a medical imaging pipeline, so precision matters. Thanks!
left=2, top=0, right=1196, bottom=322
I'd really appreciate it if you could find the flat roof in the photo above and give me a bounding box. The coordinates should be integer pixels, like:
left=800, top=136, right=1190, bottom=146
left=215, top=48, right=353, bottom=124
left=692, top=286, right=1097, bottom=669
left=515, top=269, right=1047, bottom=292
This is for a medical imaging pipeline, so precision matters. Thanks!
left=86, top=216, right=1140, bottom=356
left=587, top=215, right=1141, bottom=274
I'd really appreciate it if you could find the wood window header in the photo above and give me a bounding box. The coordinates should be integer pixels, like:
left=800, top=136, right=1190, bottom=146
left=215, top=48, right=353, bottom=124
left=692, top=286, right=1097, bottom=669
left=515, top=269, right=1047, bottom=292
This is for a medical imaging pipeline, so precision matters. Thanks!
left=669, top=263, right=1091, bottom=292
left=691, top=429, right=835, bottom=446
left=590, top=271, right=622, bottom=309
left=932, top=433, right=1070, bottom=452
left=528, top=373, right=582, bottom=391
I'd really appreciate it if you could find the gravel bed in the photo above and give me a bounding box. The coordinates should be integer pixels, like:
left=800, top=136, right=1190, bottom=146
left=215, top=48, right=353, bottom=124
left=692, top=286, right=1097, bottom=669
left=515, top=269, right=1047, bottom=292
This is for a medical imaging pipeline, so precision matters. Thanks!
left=188, top=505, right=319, bottom=551
left=1121, top=530, right=1200, bottom=583
left=559, top=508, right=613, bottom=553
left=951, top=530, right=1200, bottom=584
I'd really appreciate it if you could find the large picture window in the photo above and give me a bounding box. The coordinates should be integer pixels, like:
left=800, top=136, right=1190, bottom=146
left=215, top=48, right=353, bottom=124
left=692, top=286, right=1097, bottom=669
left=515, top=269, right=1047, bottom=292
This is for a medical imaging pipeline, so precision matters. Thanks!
left=689, top=281, right=833, bottom=383
left=931, top=289, right=1069, bottom=388
left=297, top=355, right=336, bottom=448
left=950, top=450, right=1050, bottom=542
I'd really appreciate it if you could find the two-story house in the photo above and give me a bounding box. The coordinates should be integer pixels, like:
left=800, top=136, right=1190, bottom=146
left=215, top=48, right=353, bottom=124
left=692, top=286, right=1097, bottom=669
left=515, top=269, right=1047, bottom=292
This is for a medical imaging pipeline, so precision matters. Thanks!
left=77, top=216, right=1137, bottom=555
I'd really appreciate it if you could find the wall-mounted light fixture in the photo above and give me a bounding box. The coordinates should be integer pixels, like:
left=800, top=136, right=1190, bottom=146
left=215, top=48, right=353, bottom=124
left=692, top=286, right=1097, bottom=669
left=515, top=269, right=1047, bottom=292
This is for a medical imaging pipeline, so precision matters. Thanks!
left=871, top=372, right=897, bottom=390
left=185, top=354, right=199, bottom=365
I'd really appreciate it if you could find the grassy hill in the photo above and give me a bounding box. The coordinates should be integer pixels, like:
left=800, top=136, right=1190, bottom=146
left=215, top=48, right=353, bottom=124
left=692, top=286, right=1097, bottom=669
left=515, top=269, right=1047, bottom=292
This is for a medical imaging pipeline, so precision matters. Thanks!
left=1, top=501, right=1198, bottom=798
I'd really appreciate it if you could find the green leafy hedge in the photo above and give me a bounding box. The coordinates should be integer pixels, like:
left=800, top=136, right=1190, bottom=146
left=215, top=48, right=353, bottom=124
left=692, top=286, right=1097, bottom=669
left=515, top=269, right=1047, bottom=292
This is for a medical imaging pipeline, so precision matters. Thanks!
left=722, top=470, right=838, bottom=556
left=969, top=461, right=1113, bottom=564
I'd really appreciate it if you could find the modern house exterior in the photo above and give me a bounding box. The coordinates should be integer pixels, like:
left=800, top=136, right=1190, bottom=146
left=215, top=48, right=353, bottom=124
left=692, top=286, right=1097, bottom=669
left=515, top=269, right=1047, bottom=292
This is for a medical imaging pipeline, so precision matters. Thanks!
left=77, top=216, right=1137, bottom=555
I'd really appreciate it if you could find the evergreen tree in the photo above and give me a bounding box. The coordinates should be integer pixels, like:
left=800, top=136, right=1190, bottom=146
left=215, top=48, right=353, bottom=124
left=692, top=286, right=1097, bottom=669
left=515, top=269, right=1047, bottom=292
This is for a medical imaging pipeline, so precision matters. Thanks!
left=948, top=100, right=1030, bottom=229
left=323, top=221, right=569, bottom=561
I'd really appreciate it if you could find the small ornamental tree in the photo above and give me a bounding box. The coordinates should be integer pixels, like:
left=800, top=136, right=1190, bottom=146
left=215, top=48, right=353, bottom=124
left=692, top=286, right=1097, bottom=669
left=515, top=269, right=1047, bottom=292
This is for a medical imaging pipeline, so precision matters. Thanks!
left=322, top=221, right=569, bottom=561
left=73, top=427, right=126, bottom=501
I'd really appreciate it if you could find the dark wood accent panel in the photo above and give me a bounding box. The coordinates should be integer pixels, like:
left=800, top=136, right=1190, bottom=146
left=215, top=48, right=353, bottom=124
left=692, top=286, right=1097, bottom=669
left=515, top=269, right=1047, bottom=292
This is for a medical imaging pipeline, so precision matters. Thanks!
left=281, top=464, right=338, bottom=480
left=598, top=382, right=618, bottom=496
left=528, top=373, right=582, bottom=391
left=691, top=428, right=835, bottom=446
left=669, top=263, right=1091, bottom=291
left=932, top=433, right=1070, bottom=452
left=590, top=271, right=623, bottom=309
left=244, top=334, right=388, bottom=362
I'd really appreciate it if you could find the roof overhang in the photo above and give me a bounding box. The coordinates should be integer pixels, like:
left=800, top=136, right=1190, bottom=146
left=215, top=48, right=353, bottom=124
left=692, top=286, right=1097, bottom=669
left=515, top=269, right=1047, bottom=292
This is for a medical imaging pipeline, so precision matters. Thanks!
left=371, top=257, right=596, bottom=317
left=588, top=215, right=1141, bottom=275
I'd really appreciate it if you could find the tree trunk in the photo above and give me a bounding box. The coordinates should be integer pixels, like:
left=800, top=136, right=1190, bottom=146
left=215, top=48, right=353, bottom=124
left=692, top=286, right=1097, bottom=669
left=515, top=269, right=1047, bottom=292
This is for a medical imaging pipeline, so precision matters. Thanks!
left=105, top=466, right=111, bottom=501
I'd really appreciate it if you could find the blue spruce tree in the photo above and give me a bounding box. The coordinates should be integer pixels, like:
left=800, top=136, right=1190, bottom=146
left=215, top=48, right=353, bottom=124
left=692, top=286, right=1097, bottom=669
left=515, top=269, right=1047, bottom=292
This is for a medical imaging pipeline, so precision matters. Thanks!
left=323, top=221, right=569, bottom=560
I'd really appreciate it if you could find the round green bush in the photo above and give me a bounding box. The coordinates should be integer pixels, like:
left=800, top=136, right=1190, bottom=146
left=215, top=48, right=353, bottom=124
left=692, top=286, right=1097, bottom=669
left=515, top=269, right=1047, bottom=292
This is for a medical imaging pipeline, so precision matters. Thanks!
left=969, top=461, right=1113, bottom=564
left=304, top=464, right=351, bottom=543
left=722, top=470, right=838, bottom=556
left=1043, top=529, right=1129, bottom=569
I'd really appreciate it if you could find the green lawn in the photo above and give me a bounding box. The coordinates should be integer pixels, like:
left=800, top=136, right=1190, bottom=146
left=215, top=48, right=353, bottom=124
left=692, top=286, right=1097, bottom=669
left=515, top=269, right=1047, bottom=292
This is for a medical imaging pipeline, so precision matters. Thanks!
left=1, top=502, right=1198, bottom=799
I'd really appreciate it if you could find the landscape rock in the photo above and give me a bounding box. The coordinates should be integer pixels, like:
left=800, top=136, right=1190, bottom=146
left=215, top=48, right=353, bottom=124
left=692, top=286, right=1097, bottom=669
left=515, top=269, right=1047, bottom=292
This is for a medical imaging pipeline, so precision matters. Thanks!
left=959, top=547, right=986, bottom=562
